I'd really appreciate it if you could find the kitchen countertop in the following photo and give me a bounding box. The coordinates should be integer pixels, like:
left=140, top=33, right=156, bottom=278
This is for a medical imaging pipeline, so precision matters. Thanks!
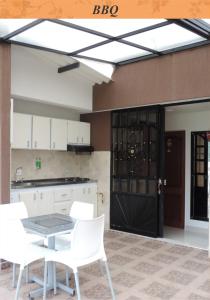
left=11, top=177, right=97, bottom=190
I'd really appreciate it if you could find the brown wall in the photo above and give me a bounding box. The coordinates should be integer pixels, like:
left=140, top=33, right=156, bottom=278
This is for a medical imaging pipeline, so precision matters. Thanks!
left=93, top=45, right=210, bottom=111
left=0, top=44, right=11, bottom=204
left=81, top=111, right=111, bottom=151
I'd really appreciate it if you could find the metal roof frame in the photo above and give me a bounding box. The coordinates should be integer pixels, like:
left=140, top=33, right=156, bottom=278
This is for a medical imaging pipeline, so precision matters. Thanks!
left=0, top=18, right=209, bottom=68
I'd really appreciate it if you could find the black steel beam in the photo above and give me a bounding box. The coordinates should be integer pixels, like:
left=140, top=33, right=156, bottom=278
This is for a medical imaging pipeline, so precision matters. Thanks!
left=48, top=19, right=114, bottom=40
left=71, top=54, right=117, bottom=66
left=117, top=39, right=210, bottom=66
left=161, top=39, right=210, bottom=55
left=2, top=19, right=45, bottom=40
left=68, top=40, right=112, bottom=56
left=116, top=20, right=172, bottom=39
left=169, top=19, right=210, bottom=39
left=58, top=62, right=80, bottom=73
left=117, top=53, right=159, bottom=66
left=118, top=39, right=161, bottom=55
left=6, top=40, right=69, bottom=55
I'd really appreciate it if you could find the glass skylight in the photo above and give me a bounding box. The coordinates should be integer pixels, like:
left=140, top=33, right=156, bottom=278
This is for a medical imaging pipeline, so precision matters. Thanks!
left=202, top=19, right=210, bottom=25
left=81, top=41, right=150, bottom=63
left=64, top=19, right=165, bottom=36
left=0, top=19, right=35, bottom=37
left=124, top=24, right=205, bottom=52
left=11, top=20, right=106, bottom=53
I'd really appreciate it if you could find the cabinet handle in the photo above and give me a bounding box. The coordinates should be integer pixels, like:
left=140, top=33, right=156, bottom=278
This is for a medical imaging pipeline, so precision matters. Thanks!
left=88, top=188, right=90, bottom=194
left=34, top=141, right=37, bottom=148
left=40, top=192, right=43, bottom=200
left=27, top=140, right=30, bottom=148
left=76, top=137, right=79, bottom=143
left=82, top=137, right=84, bottom=143
left=53, top=142, right=55, bottom=149
left=61, top=193, right=68, bottom=197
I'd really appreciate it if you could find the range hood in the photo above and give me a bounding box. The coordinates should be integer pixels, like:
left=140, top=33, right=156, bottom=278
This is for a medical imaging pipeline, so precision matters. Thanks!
left=67, top=144, right=94, bottom=154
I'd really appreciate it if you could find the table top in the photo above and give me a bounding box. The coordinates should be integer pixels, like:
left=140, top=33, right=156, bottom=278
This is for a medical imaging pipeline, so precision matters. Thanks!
left=22, top=213, right=75, bottom=238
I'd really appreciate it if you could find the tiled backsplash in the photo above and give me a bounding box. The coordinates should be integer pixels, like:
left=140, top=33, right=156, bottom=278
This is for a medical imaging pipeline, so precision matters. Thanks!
left=11, top=150, right=81, bottom=180
left=11, top=150, right=111, bottom=228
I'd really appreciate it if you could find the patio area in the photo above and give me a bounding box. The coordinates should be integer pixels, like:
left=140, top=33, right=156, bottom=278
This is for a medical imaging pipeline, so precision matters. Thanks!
left=0, top=230, right=210, bottom=300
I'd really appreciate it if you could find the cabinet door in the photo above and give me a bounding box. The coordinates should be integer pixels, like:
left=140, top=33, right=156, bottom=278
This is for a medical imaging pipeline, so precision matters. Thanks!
left=73, top=185, right=86, bottom=202
left=79, top=122, right=90, bottom=145
left=37, top=190, right=54, bottom=215
left=12, top=113, right=32, bottom=149
left=67, top=120, right=80, bottom=144
left=32, top=116, right=51, bottom=150
left=19, top=190, right=37, bottom=217
left=51, top=118, right=67, bottom=151
left=54, top=201, right=72, bottom=215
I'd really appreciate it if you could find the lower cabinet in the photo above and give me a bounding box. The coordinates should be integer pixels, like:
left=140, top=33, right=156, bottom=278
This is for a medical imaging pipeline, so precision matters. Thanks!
left=73, top=184, right=97, bottom=217
left=11, top=183, right=97, bottom=217
left=19, top=189, right=54, bottom=217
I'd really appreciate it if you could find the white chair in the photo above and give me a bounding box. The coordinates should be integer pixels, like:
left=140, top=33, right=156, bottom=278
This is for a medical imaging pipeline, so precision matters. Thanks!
left=0, top=202, right=44, bottom=287
left=55, top=201, right=94, bottom=250
left=43, top=215, right=115, bottom=300
left=0, top=208, right=49, bottom=300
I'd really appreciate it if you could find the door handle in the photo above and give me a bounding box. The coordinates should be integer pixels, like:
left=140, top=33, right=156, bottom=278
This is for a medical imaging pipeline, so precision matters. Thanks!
left=158, top=178, right=162, bottom=195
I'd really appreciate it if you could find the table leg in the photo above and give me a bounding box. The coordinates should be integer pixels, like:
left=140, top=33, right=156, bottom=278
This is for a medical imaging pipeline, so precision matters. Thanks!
left=47, top=236, right=55, bottom=287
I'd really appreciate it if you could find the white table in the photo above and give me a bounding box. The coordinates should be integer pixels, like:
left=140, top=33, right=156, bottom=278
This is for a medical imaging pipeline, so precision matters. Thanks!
left=22, top=213, right=75, bottom=299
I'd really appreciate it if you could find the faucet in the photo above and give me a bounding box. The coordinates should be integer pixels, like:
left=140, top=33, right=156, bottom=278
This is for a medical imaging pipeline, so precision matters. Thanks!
left=15, top=166, right=23, bottom=182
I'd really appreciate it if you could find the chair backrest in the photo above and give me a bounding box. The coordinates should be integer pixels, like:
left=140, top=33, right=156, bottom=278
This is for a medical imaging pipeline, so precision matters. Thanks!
left=0, top=204, right=28, bottom=254
left=70, top=215, right=105, bottom=261
left=0, top=202, right=28, bottom=221
left=70, top=201, right=94, bottom=220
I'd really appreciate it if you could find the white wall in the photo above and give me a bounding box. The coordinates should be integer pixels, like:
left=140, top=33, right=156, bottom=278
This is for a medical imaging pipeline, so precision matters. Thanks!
left=13, top=98, right=80, bottom=121
left=11, top=46, right=93, bottom=112
left=165, top=109, right=210, bottom=229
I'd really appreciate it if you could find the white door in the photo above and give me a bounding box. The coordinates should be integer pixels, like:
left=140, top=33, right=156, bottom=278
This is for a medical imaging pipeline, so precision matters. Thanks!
left=51, top=118, right=67, bottom=150
left=32, top=116, right=51, bottom=150
left=67, top=120, right=80, bottom=144
left=19, top=190, right=38, bottom=217
left=37, top=190, right=54, bottom=215
left=12, top=113, right=32, bottom=149
left=80, top=122, right=90, bottom=145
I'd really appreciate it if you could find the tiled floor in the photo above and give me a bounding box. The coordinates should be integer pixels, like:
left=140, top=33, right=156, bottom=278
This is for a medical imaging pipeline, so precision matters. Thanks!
left=162, top=226, right=209, bottom=250
left=1, top=230, right=210, bottom=300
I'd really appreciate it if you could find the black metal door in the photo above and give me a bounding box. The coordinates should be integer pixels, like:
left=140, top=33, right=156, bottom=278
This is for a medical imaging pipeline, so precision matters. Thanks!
left=191, top=132, right=208, bottom=221
left=110, top=106, right=165, bottom=237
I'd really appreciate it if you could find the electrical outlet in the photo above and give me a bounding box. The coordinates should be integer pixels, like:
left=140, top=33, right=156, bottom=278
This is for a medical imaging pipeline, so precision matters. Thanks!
left=16, top=169, right=22, bottom=176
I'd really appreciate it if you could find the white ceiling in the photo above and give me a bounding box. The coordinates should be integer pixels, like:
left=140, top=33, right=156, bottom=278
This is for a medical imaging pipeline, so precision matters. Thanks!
left=165, top=101, right=210, bottom=113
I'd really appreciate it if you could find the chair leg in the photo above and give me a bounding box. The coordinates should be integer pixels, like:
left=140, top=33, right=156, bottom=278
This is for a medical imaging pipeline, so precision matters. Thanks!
left=25, top=265, right=29, bottom=283
left=12, top=263, right=16, bottom=288
left=74, top=272, right=81, bottom=300
left=53, top=262, right=57, bottom=295
left=66, top=269, right=70, bottom=287
left=15, top=267, right=24, bottom=300
left=43, top=261, right=48, bottom=300
left=103, top=260, right=115, bottom=300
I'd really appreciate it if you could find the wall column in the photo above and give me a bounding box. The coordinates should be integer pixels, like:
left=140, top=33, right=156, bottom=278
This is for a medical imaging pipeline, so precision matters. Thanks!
left=0, top=43, right=11, bottom=204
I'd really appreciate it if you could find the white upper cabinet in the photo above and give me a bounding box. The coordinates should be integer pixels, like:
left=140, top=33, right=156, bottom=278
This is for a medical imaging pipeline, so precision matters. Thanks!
left=12, top=113, right=32, bottom=149
left=51, top=118, right=67, bottom=151
left=67, top=120, right=80, bottom=144
left=32, top=116, right=51, bottom=150
left=67, top=120, right=90, bottom=145
left=80, top=122, right=90, bottom=145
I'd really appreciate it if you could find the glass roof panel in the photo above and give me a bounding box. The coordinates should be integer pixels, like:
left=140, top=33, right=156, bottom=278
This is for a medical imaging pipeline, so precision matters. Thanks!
left=124, top=24, right=205, bottom=51
left=0, top=19, right=35, bottom=37
left=11, top=20, right=106, bottom=53
left=63, top=19, right=165, bottom=36
left=81, top=41, right=150, bottom=63
left=202, top=19, right=210, bottom=25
